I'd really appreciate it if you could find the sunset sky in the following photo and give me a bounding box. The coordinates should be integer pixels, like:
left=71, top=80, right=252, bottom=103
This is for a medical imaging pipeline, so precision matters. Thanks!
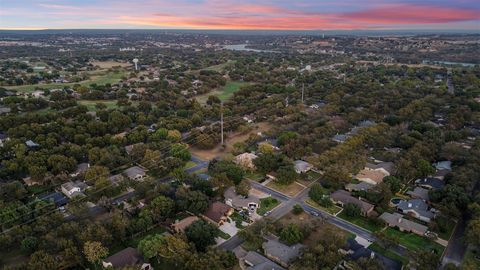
left=1, top=0, right=479, bottom=30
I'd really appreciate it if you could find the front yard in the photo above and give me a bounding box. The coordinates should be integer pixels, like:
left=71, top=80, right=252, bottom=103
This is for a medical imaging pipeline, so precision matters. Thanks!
left=337, top=211, right=384, bottom=232
left=256, top=197, right=280, bottom=216
left=384, top=227, right=444, bottom=254
left=306, top=198, right=342, bottom=215
left=368, top=242, right=408, bottom=266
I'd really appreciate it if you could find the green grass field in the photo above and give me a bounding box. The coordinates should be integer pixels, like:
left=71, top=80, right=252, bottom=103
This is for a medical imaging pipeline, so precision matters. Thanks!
left=5, top=70, right=127, bottom=93
left=257, top=197, right=280, bottom=216
left=337, top=211, right=384, bottom=232
left=384, top=227, right=444, bottom=254
left=196, top=81, right=249, bottom=104
left=78, top=100, right=120, bottom=111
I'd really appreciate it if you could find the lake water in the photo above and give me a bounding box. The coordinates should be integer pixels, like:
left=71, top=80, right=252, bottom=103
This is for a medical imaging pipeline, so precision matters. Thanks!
left=224, top=44, right=276, bottom=53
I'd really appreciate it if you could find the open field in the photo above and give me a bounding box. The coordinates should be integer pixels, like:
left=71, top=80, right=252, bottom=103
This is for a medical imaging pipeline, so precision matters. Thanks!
left=5, top=70, right=127, bottom=93
left=78, top=100, right=120, bottom=111
left=275, top=211, right=351, bottom=248
left=266, top=180, right=305, bottom=197
left=384, top=227, right=445, bottom=254
left=90, top=60, right=132, bottom=69
left=189, top=121, right=272, bottom=160
left=196, top=81, right=250, bottom=104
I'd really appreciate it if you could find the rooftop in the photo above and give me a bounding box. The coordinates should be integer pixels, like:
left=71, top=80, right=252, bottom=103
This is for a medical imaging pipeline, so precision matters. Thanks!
left=263, top=239, right=303, bottom=265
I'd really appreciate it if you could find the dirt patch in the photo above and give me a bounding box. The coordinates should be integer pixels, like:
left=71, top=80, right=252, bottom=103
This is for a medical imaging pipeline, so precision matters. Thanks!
left=266, top=181, right=305, bottom=197
left=189, top=121, right=273, bottom=161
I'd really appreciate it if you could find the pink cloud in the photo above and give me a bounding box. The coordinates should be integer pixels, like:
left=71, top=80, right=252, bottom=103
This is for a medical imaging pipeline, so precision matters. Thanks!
left=344, top=4, right=479, bottom=24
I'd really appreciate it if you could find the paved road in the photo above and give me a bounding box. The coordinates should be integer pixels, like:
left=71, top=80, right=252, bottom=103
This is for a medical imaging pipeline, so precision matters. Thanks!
left=221, top=180, right=378, bottom=251
left=441, top=218, right=467, bottom=268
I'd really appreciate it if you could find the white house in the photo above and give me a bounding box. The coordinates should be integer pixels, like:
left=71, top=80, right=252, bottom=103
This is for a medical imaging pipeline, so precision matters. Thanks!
left=61, top=181, right=84, bottom=198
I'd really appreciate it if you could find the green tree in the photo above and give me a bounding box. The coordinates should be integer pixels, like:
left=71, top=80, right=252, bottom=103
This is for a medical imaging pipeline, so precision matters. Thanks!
left=149, top=195, right=175, bottom=222
left=344, top=203, right=361, bottom=217
left=236, top=180, right=250, bottom=197
left=83, top=241, right=109, bottom=268
left=185, top=220, right=219, bottom=252
left=280, top=224, right=304, bottom=245
left=27, top=250, right=59, bottom=270
left=293, top=204, right=304, bottom=215
left=277, top=165, right=297, bottom=185
left=416, top=159, right=435, bottom=177
left=138, top=234, right=165, bottom=262
left=383, top=176, right=402, bottom=194
left=170, top=143, right=191, bottom=161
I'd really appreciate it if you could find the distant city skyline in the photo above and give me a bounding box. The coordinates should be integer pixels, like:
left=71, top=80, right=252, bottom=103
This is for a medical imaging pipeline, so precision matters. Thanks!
left=1, top=0, right=479, bottom=30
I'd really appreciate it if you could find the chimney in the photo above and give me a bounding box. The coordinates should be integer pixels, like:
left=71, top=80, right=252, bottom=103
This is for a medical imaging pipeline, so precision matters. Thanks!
left=398, top=218, right=402, bottom=223
left=408, top=203, right=412, bottom=208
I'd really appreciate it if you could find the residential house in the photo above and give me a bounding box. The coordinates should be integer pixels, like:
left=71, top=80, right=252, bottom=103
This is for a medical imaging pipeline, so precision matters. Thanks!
left=123, top=166, right=147, bottom=181
left=197, top=173, right=211, bottom=181
left=434, top=161, right=452, bottom=171
left=0, top=132, right=8, bottom=147
left=0, top=106, right=11, bottom=114
left=242, top=251, right=285, bottom=270
left=102, top=247, right=152, bottom=270
left=332, top=134, right=348, bottom=143
left=345, top=182, right=374, bottom=192
left=365, top=162, right=395, bottom=176
left=201, top=201, right=233, bottom=226
left=25, top=140, right=40, bottom=148
left=354, top=169, right=385, bottom=185
left=397, top=199, right=435, bottom=222
left=39, top=192, right=69, bottom=208
left=125, top=143, right=144, bottom=155
left=415, top=177, right=445, bottom=190
left=171, top=216, right=199, bottom=233
left=108, top=174, right=125, bottom=186
left=338, top=239, right=402, bottom=270
left=22, top=176, right=40, bottom=187
left=235, top=152, right=258, bottom=170
left=330, top=190, right=374, bottom=217
left=294, top=160, right=314, bottom=174
left=70, top=163, right=90, bottom=177
left=379, top=212, right=428, bottom=236
left=407, top=187, right=430, bottom=201
left=61, top=181, right=87, bottom=198
left=433, top=169, right=450, bottom=181
left=224, top=186, right=260, bottom=212
left=262, top=239, right=303, bottom=267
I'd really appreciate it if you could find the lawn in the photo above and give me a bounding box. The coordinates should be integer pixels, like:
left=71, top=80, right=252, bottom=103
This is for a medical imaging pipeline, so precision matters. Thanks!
left=433, top=216, right=456, bottom=240
left=245, top=171, right=264, bottom=181
left=6, top=70, right=127, bottom=93
left=78, top=100, right=120, bottom=111
left=384, top=227, right=444, bottom=254
left=257, top=197, right=280, bottom=216
left=26, top=184, right=51, bottom=195
left=306, top=199, right=342, bottom=215
left=218, top=230, right=231, bottom=240
left=337, top=210, right=384, bottom=232
left=266, top=181, right=304, bottom=197
left=230, top=211, right=249, bottom=228
left=184, top=161, right=197, bottom=169
left=196, top=81, right=249, bottom=103
left=368, top=242, right=408, bottom=266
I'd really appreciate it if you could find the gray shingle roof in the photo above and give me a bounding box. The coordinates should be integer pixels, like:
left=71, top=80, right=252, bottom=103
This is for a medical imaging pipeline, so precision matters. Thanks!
left=263, top=239, right=303, bottom=265
left=397, top=199, right=434, bottom=220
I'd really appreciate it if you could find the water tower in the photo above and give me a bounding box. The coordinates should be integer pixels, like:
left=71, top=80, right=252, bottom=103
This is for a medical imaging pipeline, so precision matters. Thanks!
left=133, top=58, right=139, bottom=71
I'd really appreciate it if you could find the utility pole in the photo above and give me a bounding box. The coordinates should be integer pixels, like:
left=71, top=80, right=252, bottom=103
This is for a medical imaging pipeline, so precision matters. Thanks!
left=301, top=83, right=305, bottom=104
left=220, top=101, right=224, bottom=146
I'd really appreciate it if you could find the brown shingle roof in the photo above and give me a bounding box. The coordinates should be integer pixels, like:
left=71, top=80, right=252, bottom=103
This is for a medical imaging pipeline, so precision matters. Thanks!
left=103, top=247, right=144, bottom=268
left=203, top=202, right=232, bottom=223
left=330, top=190, right=374, bottom=214
left=172, top=216, right=199, bottom=233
